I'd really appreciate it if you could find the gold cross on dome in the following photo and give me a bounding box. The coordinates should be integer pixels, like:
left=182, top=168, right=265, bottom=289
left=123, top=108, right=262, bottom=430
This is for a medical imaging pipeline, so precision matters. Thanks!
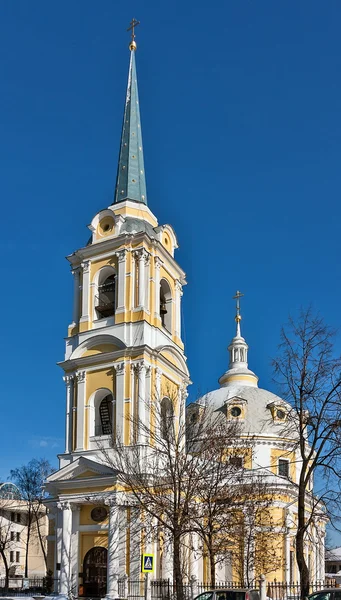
left=127, top=18, right=140, bottom=42
left=233, top=290, right=244, bottom=321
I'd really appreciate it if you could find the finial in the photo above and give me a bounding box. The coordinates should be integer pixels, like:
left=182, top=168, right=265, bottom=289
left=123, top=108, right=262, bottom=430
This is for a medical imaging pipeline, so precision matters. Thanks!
left=127, top=18, right=140, bottom=51
left=233, top=290, right=244, bottom=337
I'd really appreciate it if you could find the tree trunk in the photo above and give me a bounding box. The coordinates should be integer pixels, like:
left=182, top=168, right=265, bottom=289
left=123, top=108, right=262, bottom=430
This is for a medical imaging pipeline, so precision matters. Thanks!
left=297, top=481, right=309, bottom=600
left=0, top=548, right=9, bottom=591
left=34, top=509, right=47, bottom=570
left=25, top=512, right=32, bottom=578
left=209, top=546, right=216, bottom=587
left=173, top=533, right=184, bottom=600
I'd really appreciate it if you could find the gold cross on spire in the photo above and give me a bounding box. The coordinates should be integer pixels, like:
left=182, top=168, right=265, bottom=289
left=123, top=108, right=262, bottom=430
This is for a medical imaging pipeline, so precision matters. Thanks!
left=233, top=290, right=244, bottom=324
left=127, top=18, right=140, bottom=50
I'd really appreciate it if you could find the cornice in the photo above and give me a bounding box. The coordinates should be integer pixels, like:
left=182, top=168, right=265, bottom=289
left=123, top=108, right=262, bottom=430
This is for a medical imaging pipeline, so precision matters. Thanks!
left=67, top=231, right=186, bottom=283
left=59, top=343, right=191, bottom=380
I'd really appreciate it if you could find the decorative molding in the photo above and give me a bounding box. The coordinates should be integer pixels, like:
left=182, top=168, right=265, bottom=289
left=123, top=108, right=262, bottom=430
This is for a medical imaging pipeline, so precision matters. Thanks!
left=115, top=249, right=127, bottom=262
left=57, top=501, right=71, bottom=511
left=76, top=371, right=86, bottom=383
left=154, top=256, right=163, bottom=270
left=81, top=260, right=90, bottom=274
left=63, top=375, right=74, bottom=386
left=175, top=280, right=183, bottom=294
left=114, top=362, right=125, bottom=374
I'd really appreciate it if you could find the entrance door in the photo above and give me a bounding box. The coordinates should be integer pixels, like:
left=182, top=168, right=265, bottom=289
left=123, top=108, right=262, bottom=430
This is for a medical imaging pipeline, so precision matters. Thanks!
left=83, top=546, right=107, bottom=597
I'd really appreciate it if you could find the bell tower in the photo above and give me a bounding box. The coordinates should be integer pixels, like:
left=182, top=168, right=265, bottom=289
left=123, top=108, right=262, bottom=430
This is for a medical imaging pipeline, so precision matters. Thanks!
left=58, top=31, right=190, bottom=467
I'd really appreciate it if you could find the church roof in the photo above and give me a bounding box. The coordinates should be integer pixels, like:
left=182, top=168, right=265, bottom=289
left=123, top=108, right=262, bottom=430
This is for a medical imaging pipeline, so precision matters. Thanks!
left=198, top=292, right=296, bottom=439
left=114, top=45, right=147, bottom=205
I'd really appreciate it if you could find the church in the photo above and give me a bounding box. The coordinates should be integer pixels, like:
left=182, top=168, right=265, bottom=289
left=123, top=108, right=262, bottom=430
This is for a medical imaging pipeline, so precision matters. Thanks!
left=45, top=26, right=326, bottom=599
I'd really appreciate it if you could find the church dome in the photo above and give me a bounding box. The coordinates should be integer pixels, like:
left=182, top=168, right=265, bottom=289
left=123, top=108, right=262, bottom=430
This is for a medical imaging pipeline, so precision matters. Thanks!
left=199, top=292, right=295, bottom=440
left=201, top=383, right=291, bottom=438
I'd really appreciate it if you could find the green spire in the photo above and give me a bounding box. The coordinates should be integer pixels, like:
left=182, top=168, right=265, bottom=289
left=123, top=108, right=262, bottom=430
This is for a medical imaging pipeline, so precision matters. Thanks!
left=114, top=47, right=147, bottom=205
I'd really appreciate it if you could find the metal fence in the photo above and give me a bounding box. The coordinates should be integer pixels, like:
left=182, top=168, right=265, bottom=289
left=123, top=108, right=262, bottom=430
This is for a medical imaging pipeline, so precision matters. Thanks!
left=0, top=576, right=54, bottom=595
left=267, top=580, right=338, bottom=600
left=151, top=579, right=192, bottom=600
left=198, top=582, right=253, bottom=593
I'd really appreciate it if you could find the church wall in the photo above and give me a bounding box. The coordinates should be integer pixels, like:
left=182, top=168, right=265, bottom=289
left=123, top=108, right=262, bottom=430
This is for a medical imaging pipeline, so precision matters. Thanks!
left=270, top=448, right=296, bottom=480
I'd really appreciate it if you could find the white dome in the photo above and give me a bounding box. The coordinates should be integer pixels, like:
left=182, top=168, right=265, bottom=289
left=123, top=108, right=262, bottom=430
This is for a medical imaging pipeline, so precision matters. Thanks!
left=201, top=384, right=293, bottom=438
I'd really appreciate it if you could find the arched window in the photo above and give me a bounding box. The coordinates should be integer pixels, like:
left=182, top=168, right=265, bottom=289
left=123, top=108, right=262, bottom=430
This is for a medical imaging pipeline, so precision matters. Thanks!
left=160, top=279, right=172, bottom=332
left=97, top=395, right=113, bottom=435
left=160, top=397, right=174, bottom=439
left=95, top=270, right=116, bottom=319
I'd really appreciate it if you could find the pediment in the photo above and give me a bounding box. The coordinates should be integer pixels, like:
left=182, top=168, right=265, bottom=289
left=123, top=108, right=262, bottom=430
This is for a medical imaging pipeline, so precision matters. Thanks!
left=224, top=396, right=248, bottom=405
left=47, top=457, right=116, bottom=484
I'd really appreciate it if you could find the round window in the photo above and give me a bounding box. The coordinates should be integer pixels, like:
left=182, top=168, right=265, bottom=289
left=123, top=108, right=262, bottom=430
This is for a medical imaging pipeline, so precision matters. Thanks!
left=230, top=406, right=242, bottom=418
left=103, top=223, right=111, bottom=232
left=276, top=409, right=286, bottom=420
left=91, top=506, right=108, bottom=522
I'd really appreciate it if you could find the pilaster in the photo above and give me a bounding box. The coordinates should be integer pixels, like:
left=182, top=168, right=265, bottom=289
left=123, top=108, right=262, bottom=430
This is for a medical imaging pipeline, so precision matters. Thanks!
left=80, top=261, right=91, bottom=324
left=136, top=361, right=146, bottom=444
left=63, top=375, right=74, bottom=455
left=75, top=371, right=86, bottom=451
left=105, top=497, right=120, bottom=600
left=175, top=280, right=183, bottom=339
left=71, top=267, right=81, bottom=326
left=115, top=362, right=126, bottom=443
left=116, top=249, right=128, bottom=312
left=154, top=256, right=163, bottom=320
left=58, top=501, right=72, bottom=597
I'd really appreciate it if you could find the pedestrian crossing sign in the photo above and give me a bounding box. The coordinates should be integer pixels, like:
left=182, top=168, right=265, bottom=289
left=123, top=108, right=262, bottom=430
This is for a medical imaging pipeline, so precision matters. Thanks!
left=141, top=553, right=154, bottom=573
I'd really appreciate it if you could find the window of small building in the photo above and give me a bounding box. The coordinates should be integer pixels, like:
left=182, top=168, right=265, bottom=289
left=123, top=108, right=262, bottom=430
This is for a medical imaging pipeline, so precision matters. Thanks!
left=16, top=551, right=19, bottom=563
left=10, top=551, right=14, bottom=563
left=16, top=532, right=20, bottom=542
left=278, top=458, right=289, bottom=478
left=10, top=531, right=15, bottom=541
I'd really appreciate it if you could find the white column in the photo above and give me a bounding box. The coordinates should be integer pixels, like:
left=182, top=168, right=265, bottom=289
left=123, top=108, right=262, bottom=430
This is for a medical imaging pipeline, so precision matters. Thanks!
left=55, top=511, right=62, bottom=592
left=58, top=501, right=73, bottom=598
left=105, top=499, right=120, bottom=600
left=190, top=532, right=200, bottom=580
left=131, top=253, right=136, bottom=310
left=175, top=280, right=183, bottom=339
left=155, top=367, right=162, bottom=402
left=115, top=362, right=125, bottom=444
left=137, top=249, right=148, bottom=309
left=154, top=257, right=163, bottom=319
left=145, top=366, right=151, bottom=435
left=71, top=268, right=81, bottom=325
left=75, top=371, right=86, bottom=451
left=63, top=375, right=74, bottom=454
left=285, top=533, right=291, bottom=584
left=116, top=249, right=127, bottom=312
left=130, top=362, right=135, bottom=445
left=137, top=362, right=146, bottom=444
left=71, top=505, right=80, bottom=596
left=80, top=260, right=90, bottom=322
left=154, top=368, right=162, bottom=441
left=144, top=254, right=151, bottom=312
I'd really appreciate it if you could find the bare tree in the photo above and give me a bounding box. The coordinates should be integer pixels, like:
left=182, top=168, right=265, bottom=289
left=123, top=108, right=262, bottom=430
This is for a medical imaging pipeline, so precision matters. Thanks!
left=273, top=308, right=341, bottom=598
left=0, top=500, right=21, bottom=591
left=10, top=458, right=53, bottom=575
left=99, top=388, right=241, bottom=600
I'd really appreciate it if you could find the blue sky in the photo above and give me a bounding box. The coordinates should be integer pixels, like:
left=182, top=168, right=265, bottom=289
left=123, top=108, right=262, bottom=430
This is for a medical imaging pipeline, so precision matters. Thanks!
left=0, top=0, right=341, bottom=496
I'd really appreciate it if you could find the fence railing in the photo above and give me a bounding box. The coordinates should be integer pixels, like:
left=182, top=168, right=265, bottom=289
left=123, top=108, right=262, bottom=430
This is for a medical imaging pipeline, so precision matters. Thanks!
left=0, top=577, right=336, bottom=599
left=267, top=580, right=338, bottom=600
left=0, top=576, right=54, bottom=595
